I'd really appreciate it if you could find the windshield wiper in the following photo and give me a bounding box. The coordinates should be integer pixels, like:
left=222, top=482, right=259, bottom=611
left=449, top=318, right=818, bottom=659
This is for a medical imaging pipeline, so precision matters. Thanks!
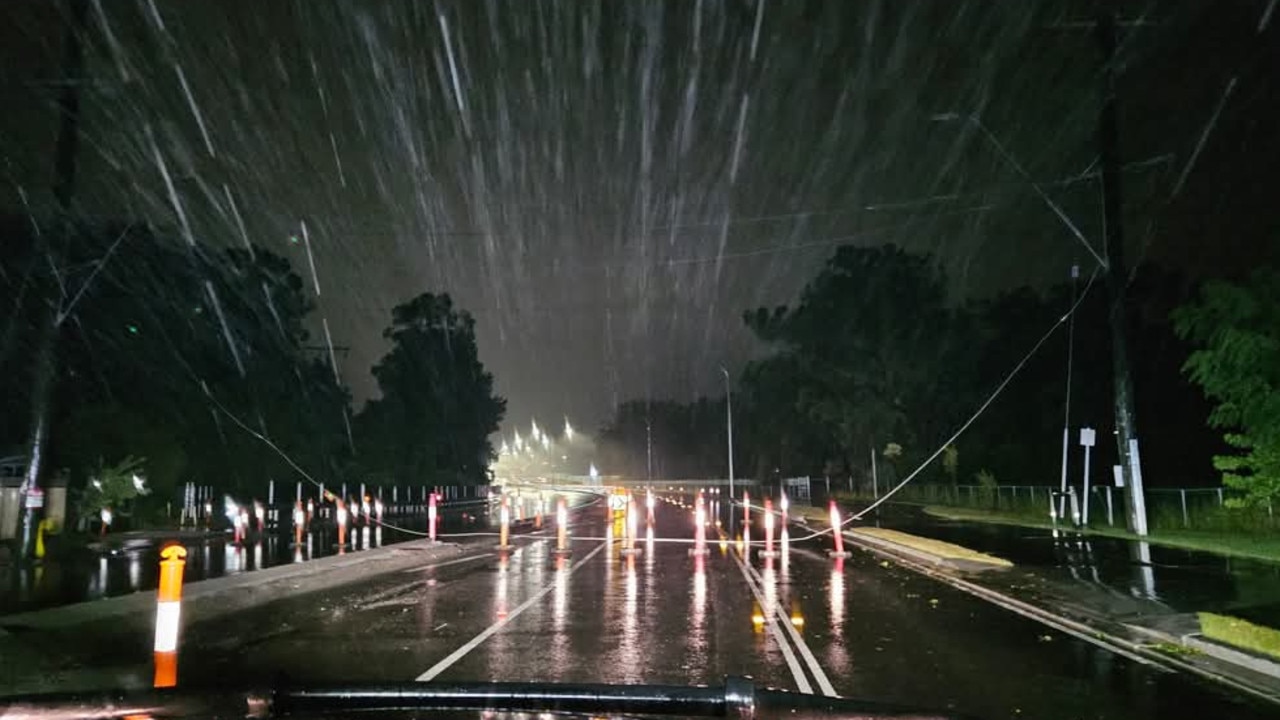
left=1, top=677, right=970, bottom=720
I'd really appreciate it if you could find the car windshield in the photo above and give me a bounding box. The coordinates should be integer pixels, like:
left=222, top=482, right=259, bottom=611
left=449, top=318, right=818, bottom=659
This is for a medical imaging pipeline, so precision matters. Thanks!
left=2, top=2, right=1280, bottom=719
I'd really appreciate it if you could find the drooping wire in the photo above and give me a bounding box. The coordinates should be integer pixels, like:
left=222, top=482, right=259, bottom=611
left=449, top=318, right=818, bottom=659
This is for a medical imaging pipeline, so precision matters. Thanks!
left=779, top=265, right=1101, bottom=541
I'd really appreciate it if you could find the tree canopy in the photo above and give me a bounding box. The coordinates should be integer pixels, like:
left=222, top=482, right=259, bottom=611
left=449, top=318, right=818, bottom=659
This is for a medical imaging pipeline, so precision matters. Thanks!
left=354, top=292, right=506, bottom=485
left=1173, top=269, right=1280, bottom=508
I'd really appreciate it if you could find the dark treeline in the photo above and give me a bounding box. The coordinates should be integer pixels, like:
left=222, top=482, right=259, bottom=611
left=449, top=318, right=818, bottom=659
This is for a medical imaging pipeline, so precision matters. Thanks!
left=1, top=215, right=504, bottom=523
left=601, top=244, right=1223, bottom=491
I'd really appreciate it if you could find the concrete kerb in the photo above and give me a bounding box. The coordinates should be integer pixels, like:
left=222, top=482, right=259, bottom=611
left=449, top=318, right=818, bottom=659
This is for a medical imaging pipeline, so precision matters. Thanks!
left=0, top=538, right=475, bottom=633
left=841, top=529, right=1280, bottom=707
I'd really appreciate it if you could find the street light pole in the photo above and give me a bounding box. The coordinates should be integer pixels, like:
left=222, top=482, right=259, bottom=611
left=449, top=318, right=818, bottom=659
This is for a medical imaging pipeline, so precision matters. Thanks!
left=720, top=367, right=734, bottom=499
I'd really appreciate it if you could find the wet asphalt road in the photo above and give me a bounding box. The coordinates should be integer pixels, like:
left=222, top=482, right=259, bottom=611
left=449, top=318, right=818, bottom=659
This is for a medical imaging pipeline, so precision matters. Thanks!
left=20, top=494, right=1280, bottom=719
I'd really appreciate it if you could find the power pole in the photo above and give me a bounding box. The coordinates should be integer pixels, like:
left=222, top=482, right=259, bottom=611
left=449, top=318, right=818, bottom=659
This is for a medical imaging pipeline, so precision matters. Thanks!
left=18, top=0, right=89, bottom=559
left=1096, top=11, right=1149, bottom=535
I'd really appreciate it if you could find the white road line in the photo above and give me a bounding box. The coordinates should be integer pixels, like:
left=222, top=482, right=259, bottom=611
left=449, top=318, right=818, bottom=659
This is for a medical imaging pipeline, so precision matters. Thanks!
left=729, top=549, right=813, bottom=694
left=742, top=558, right=838, bottom=696
left=415, top=541, right=608, bottom=682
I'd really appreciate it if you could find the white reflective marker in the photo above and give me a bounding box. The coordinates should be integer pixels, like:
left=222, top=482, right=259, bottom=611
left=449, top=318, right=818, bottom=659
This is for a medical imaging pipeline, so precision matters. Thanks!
left=154, top=602, right=180, bottom=652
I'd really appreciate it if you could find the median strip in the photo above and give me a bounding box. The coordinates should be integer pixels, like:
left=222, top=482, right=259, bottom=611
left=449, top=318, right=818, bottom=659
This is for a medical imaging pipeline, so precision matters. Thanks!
left=847, top=527, right=1012, bottom=569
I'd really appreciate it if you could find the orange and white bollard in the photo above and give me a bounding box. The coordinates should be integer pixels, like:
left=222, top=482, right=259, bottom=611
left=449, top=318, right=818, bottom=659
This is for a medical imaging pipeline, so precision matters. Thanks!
left=760, top=497, right=779, bottom=558
left=743, top=490, right=750, bottom=527
left=646, top=489, right=655, bottom=525
left=535, top=495, right=544, bottom=530
left=428, top=492, right=438, bottom=542
left=553, top=497, right=572, bottom=556
left=689, top=491, right=710, bottom=557
left=254, top=501, right=264, bottom=533
left=336, top=500, right=348, bottom=548
left=780, top=490, right=789, bottom=525
left=293, top=502, right=305, bottom=546
left=153, top=544, right=187, bottom=688
left=828, top=500, right=852, bottom=558
left=621, top=496, right=642, bottom=556
left=375, top=499, right=384, bottom=525
left=497, top=495, right=512, bottom=550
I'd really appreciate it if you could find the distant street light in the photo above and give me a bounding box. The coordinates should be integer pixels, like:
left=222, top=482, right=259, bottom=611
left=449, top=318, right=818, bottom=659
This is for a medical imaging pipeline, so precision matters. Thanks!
left=720, top=367, right=735, bottom=499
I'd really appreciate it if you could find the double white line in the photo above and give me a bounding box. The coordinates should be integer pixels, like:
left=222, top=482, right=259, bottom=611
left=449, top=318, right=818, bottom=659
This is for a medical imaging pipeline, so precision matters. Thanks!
left=730, top=547, right=837, bottom=697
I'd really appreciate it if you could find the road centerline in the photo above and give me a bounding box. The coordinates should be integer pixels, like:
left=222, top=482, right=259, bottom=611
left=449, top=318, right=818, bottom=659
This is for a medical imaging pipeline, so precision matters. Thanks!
left=415, top=541, right=609, bottom=682
left=728, top=545, right=814, bottom=694
left=741, top=555, right=838, bottom=697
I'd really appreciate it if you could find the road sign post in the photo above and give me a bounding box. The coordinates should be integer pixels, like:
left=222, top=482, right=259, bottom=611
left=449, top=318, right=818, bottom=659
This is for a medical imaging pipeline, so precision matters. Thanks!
left=1079, top=427, right=1096, bottom=526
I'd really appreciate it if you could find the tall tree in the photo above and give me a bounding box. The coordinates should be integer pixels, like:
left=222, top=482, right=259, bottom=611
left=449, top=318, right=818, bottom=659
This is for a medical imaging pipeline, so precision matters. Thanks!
left=3, top=217, right=352, bottom=515
left=1172, top=269, right=1280, bottom=508
left=743, top=245, right=969, bottom=474
left=356, top=293, right=505, bottom=485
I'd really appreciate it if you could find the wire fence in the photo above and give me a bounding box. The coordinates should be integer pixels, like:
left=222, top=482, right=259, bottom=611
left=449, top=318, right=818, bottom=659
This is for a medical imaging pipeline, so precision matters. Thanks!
left=843, top=482, right=1278, bottom=533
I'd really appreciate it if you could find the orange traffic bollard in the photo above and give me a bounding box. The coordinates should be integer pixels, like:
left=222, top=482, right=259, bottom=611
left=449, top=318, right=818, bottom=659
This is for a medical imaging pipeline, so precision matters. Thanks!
left=428, top=491, right=438, bottom=542
left=498, top=495, right=512, bottom=550
left=153, top=544, right=187, bottom=688
left=760, top=497, right=779, bottom=558
left=535, top=496, right=544, bottom=530
left=293, top=502, right=305, bottom=546
left=621, top=496, right=641, bottom=556
left=646, top=489, right=655, bottom=525
left=828, top=500, right=852, bottom=558
left=743, top=490, right=750, bottom=527
left=689, top=491, right=710, bottom=557
left=780, top=490, right=789, bottom=525
left=553, top=497, right=572, bottom=556
left=336, top=499, right=348, bottom=548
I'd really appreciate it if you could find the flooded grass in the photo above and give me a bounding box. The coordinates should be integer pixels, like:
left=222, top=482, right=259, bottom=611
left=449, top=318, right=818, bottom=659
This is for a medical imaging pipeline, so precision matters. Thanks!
left=923, top=505, right=1280, bottom=563
left=1198, top=612, right=1280, bottom=660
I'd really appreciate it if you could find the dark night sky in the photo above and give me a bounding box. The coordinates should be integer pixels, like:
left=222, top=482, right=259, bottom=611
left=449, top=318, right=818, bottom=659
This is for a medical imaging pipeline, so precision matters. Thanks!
left=2, top=0, right=1277, bottom=435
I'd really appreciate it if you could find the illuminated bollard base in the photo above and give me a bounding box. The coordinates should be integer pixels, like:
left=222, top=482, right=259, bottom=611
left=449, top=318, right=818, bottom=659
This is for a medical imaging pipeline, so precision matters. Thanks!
left=552, top=547, right=573, bottom=557
left=687, top=546, right=711, bottom=557
left=827, top=549, right=853, bottom=558
left=619, top=547, right=643, bottom=556
left=496, top=544, right=515, bottom=552
left=758, top=549, right=781, bottom=559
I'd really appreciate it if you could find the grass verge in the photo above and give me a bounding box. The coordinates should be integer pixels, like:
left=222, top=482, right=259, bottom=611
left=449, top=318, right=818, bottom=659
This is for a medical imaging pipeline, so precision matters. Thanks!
left=851, top=526, right=1013, bottom=567
left=924, top=505, right=1280, bottom=563
left=1198, top=612, right=1280, bottom=661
